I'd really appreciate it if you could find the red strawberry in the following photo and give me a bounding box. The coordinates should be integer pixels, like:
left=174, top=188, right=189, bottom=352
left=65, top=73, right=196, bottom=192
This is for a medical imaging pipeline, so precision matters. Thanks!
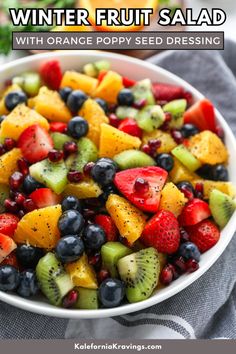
left=123, top=76, right=136, bottom=88
left=95, top=214, right=118, bottom=242
left=0, top=233, right=17, bottom=263
left=0, top=213, right=19, bottom=237
left=186, top=220, right=220, bottom=253
left=141, top=210, right=180, bottom=254
left=29, top=188, right=61, bottom=209
left=152, top=82, right=186, bottom=102
left=118, top=118, right=142, bottom=138
left=1, top=251, right=19, bottom=268
left=18, top=124, right=53, bottom=164
left=50, top=122, right=67, bottom=133
left=178, top=199, right=211, bottom=226
left=114, top=167, right=168, bottom=213
left=184, top=99, right=216, bottom=132
left=39, top=60, right=63, bottom=90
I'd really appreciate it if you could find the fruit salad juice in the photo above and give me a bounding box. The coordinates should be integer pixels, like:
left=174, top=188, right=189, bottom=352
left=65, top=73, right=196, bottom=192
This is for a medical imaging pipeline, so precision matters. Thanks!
left=0, top=58, right=235, bottom=309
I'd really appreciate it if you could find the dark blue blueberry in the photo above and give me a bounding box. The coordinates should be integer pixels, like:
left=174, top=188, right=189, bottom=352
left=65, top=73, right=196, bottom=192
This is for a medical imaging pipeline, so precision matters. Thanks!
left=5, top=91, right=27, bottom=111
left=91, top=158, right=117, bottom=187
left=67, top=90, right=88, bottom=113
left=83, top=224, right=106, bottom=250
left=0, top=265, right=20, bottom=291
left=0, top=115, right=6, bottom=125
left=179, top=242, right=201, bottom=262
left=61, top=196, right=83, bottom=213
left=17, top=270, right=39, bottom=297
left=98, top=278, right=125, bottom=308
left=59, top=87, right=72, bottom=102
left=117, top=89, right=134, bottom=106
left=180, top=124, right=199, bottom=138
left=155, top=153, right=174, bottom=172
left=95, top=98, right=108, bottom=114
left=212, top=164, right=229, bottom=181
left=55, top=235, right=84, bottom=263
left=197, top=165, right=213, bottom=180
left=176, top=181, right=195, bottom=194
left=16, top=244, right=44, bottom=269
left=67, top=116, right=89, bottom=139
left=99, top=185, right=118, bottom=203
left=23, top=175, right=44, bottom=194
left=58, top=210, right=85, bottom=236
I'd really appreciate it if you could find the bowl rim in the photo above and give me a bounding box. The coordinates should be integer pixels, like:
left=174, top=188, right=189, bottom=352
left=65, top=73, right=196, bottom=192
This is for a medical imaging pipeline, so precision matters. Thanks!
left=0, top=51, right=236, bottom=319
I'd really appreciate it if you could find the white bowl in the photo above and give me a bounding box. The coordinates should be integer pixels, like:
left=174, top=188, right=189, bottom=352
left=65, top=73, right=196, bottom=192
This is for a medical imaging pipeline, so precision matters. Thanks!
left=0, top=52, right=236, bottom=319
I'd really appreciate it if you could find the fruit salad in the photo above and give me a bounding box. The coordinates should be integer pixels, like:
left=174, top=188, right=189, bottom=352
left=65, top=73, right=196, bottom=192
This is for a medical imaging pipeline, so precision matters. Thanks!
left=0, top=59, right=235, bottom=310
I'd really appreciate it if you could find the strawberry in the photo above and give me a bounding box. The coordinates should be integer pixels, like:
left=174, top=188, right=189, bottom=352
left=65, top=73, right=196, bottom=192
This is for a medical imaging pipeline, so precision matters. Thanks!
left=98, top=70, right=108, bottom=83
left=39, top=60, right=63, bottom=90
left=50, top=122, right=67, bottom=133
left=0, top=213, right=19, bottom=237
left=1, top=251, right=19, bottom=268
left=18, top=124, right=53, bottom=164
left=118, top=118, right=142, bottom=138
left=152, top=82, right=186, bottom=102
left=95, top=214, right=118, bottom=242
left=114, top=167, right=168, bottom=213
left=0, top=233, right=17, bottom=263
left=29, top=188, right=61, bottom=209
left=141, top=210, right=180, bottom=254
left=186, top=220, right=220, bottom=253
left=123, top=76, right=136, bottom=88
left=184, top=99, right=216, bottom=132
left=178, top=199, right=211, bottom=226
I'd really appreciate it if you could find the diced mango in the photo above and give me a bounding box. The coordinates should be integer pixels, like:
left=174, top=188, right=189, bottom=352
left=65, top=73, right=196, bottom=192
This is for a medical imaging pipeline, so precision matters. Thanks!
left=192, top=180, right=236, bottom=199
left=92, top=71, right=124, bottom=104
left=159, top=182, right=187, bottom=217
left=0, top=84, right=22, bottom=115
left=66, top=254, right=98, bottom=289
left=142, top=130, right=177, bottom=153
left=0, top=148, right=22, bottom=184
left=60, top=71, right=98, bottom=95
left=63, top=179, right=102, bottom=199
left=169, top=157, right=198, bottom=184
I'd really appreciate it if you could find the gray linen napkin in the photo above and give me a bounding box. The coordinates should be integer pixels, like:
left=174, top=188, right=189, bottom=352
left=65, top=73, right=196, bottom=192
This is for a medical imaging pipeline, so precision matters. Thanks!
left=1, top=40, right=236, bottom=339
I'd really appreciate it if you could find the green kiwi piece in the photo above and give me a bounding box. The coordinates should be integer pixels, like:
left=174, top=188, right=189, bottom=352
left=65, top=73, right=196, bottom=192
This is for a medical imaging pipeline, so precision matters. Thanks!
left=101, top=242, right=132, bottom=277
left=83, top=63, right=98, bottom=78
left=0, top=184, right=10, bottom=213
left=116, top=106, right=139, bottom=120
left=163, top=99, right=187, bottom=129
left=94, top=60, right=111, bottom=72
left=29, top=159, right=68, bottom=194
left=51, top=132, right=74, bottom=150
left=113, top=150, right=156, bottom=170
left=172, top=144, right=201, bottom=172
left=13, top=72, right=41, bottom=96
left=66, top=137, right=98, bottom=172
left=36, top=252, right=73, bottom=307
left=137, top=105, right=165, bottom=133
left=209, top=189, right=236, bottom=229
left=74, top=288, right=98, bottom=309
left=132, top=79, right=155, bottom=105
left=117, top=247, right=160, bottom=303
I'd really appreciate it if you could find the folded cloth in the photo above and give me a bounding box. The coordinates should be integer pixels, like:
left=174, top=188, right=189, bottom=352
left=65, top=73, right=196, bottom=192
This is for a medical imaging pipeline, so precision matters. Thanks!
left=1, top=40, right=236, bottom=339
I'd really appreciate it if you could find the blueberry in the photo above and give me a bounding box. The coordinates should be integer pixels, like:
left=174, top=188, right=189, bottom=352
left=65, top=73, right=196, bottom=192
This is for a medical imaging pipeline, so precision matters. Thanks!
left=23, top=175, right=44, bottom=194
left=17, top=270, right=39, bottom=297
left=155, top=153, right=174, bottom=172
left=61, top=196, right=83, bottom=213
left=67, top=90, right=88, bottom=113
left=95, top=98, right=108, bottom=114
left=99, top=185, right=118, bottom=203
left=212, top=164, right=229, bottom=181
left=55, top=235, right=84, bottom=263
left=176, top=181, right=195, bottom=194
left=67, top=116, right=89, bottom=139
left=5, top=91, right=27, bottom=111
left=117, top=89, right=134, bottom=106
left=98, top=278, right=125, bottom=308
left=0, top=115, right=6, bottom=125
left=91, top=158, right=117, bottom=187
left=0, top=265, right=20, bottom=291
left=179, top=242, right=201, bottom=262
left=197, top=164, right=213, bottom=180
left=16, top=244, right=44, bottom=269
left=58, top=210, right=85, bottom=236
left=83, top=224, right=106, bottom=250
left=180, top=124, right=199, bottom=138
left=59, top=87, right=72, bottom=102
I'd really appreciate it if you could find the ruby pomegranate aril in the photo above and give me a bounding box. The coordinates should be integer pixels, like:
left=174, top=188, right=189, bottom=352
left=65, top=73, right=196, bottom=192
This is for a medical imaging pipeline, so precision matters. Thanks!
left=186, top=259, right=199, bottom=273
left=171, top=130, right=184, bottom=144
left=109, top=113, right=120, bottom=128
left=83, top=162, right=95, bottom=177
left=17, top=158, right=29, bottom=176
left=98, top=269, right=110, bottom=284
left=63, top=290, right=78, bottom=308
left=4, top=138, right=16, bottom=151
left=9, top=172, right=24, bottom=191
left=67, top=171, right=83, bottom=183
left=63, top=141, right=78, bottom=155
left=133, top=98, right=147, bottom=109
left=134, top=177, right=149, bottom=195
left=23, top=198, right=37, bottom=212
left=160, top=265, right=174, bottom=285
left=15, top=192, right=26, bottom=206
left=48, top=149, right=64, bottom=162
left=4, top=199, right=19, bottom=213
left=142, top=144, right=152, bottom=155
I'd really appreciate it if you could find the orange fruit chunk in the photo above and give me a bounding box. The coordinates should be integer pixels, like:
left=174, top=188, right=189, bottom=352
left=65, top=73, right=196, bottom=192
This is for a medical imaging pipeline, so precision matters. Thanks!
left=0, top=148, right=23, bottom=184
left=66, top=254, right=98, bottom=289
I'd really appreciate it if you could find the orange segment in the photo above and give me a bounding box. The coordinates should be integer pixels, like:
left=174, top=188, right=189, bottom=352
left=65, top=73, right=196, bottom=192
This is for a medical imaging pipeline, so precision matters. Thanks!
left=92, top=71, right=123, bottom=104
left=0, top=148, right=23, bottom=184
left=66, top=254, right=98, bottom=289
left=60, top=71, right=98, bottom=95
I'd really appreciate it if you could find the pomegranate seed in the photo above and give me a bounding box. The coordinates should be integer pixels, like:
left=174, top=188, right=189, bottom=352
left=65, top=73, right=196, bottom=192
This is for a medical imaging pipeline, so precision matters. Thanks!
left=180, top=228, right=190, bottom=243
left=215, top=125, right=224, bottom=141
left=67, top=171, right=83, bottom=183
left=18, top=210, right=25, bottom=219
left=9, top=172, right=24, bottom=190
left=160, top=121, right=170, bottom=131
left=63, top=141, right=78, bottom=155
left=83, top=208, right=96, bottom=221
left=48, top=149, right=64, bottom=162
left=88, top=253, right=101, bottom=266
left=9, top=190, right=18, bottom=200
left=109, top=113, right=120, bottom=128
left=180, top=185, right=194, bottom=200
left=17, top=158, right=29, bottom=176
left=63, top=290, right=78, bottom=308
left=142, top=144, right=152, bottom=155
left=4, top=138, right=16, bottom=151
left=186, top=259, right=199, bottom=273
left=98, top=269, right=110, bottom=284
left=134, top=178, right=149, bottom=195
left=4, top=199, right=19, bottom=213
left=0, top=144, right=6, bottom=156
left=171, top=130, right=184, bottom=144
left=148, top=139, right=161, bottom=155
left=195, top=182, right=204, bottom=199
left=133, top=98, right=147, bottom=109
left=23, top=198, right=37, bottom=212
left=83, top=161, right=95, bottom=176
left=173, top=256, right=187, bottom=274
left=108, top=104, right=117, bottom=113
left=164, top=112, right=172, bottom=122
left=160, top=265, right=174, bottom=285
left=15, top=192, right=26, bottom=206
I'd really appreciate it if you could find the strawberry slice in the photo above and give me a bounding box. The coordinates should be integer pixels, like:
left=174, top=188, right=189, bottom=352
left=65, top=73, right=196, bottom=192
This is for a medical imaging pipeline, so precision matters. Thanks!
left=178, top=198, right=211, bottom=226
left=1, top=251, right=19, bottom=268
left=141, top=210, right=180, bottom=254
left=18, top=124, right=53, bottom=164
left=114, top=167, right=168, bottom=213
left=123, top=76, right=136, bottom=88
left=0, top=213, right=19, bottom=237
left=186, top=220, right=220, bottom=253
left=95, top=214, right=118, bottom=242
left=152, top=82, right=186, bottom=102
left=118, top=118, right=142, bottom=138
left=50, top=122, right=67, bottom=133
left=39, top=60, right=63, bottom=90
left=30, top=188, right=61, bottom=209
left=183, top=99, right=216, bottom=132
left=0, top=233, right=17, bottom=263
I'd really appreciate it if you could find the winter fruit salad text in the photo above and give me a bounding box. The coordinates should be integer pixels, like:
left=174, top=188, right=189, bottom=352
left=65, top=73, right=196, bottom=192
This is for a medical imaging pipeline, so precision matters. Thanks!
left=0, top=59, right=235, bottom=310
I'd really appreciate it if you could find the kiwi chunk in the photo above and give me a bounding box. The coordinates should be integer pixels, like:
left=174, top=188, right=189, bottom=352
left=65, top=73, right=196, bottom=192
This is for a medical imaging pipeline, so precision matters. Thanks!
left=113, top=150, right=156, bottom=170
left=74, top=287, right=98, bottom=309
left=163, top=99, right=187, bottom=128
left=116, top=106, right=139, bottom=120
left=13, top=72, right=41, bottom=96
left=132, top=79, right=155, bottom=105
left=101, top=242, right=132, bottom=277
left=66, top=137, right=98, bottom=172
left=117, top=247, right=160, bottom=303
left=209, top=189, right=236, bottom=228
left=36, top=252, right=74, bottom=307
left=0, top=184, right=9, bottom=213
left=137, top=105, right=165, bottom=133
left=51, top=132, right=74, bottom=150
left=172, top=144, right=201, bottom=172
left=29, top=159, right=68, bottom=194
